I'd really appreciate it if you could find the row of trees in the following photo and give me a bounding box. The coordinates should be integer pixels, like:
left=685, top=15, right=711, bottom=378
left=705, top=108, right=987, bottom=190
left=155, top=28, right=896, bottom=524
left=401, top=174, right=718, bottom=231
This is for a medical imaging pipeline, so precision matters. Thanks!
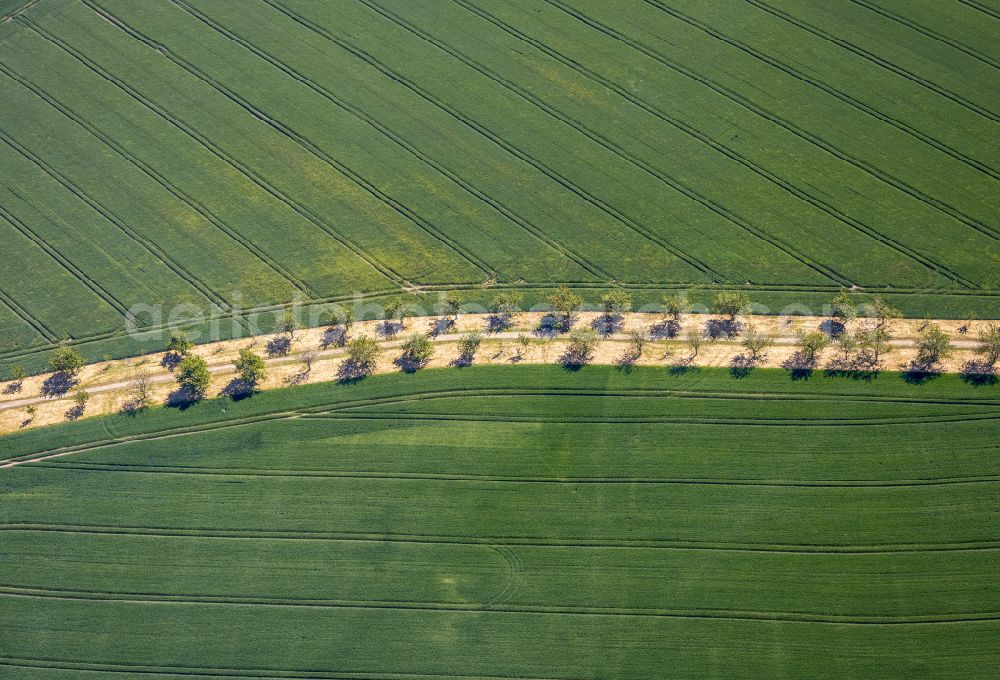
left=8, top=291, right=1000, bottom=420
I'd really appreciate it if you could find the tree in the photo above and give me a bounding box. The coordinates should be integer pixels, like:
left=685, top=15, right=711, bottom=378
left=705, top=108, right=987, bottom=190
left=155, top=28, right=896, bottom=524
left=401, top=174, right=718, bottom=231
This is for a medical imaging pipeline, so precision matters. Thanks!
left=600, top=289, right=632, bottom=318
left=830, top=290, right=857, bottom=325
left=959, top=310, right=977, bottom=335
left=167, top=331, right=194, bottom=357
left=442, top=294, right=462, bottom=320
left=855, top=326, right=892, bottom=368
left=234, top=349, right=266, bottom=387
left=176, top=355, right=211, bottom=399
left=565, top=327, right=599, bottom=365
left=915, top=324, right=952, bottom=367
left=741, top=323, right=774, bottom=361
left=301, top=349, right=320, bottom=375
left=489, top=292, right=523, bottom=320
left=974, top=323, right=1000, bottom=367
left=71, top=388, right=90, bottom=416
left=399, top=333, right=433, bottom=369
left=712, top=291, right=751, bottom=320
left=660, top=294, right=686, bottom=321
left=627, top=329, right=647, bottom=359
left=457, top=332, right=482, bottom=363
left=49, top=347, right=85, bottom=376
left=870, top=296, right=900, bottom=331
left=73, top=388, right=89, bottom=408
left=796, top=331, right=830, bottom=366
left=346, top=335, right=381, bottom=370
left=331, top=307, right=354, bottom=332
left=835, top=332, right=859, bottom=363
left=546, top=285, right=583, bottom=327
left=277, top=311, right=299, bottom=338
left=685, top=327, right=702, bottom=360
left=384, top=298, right=403, bottom=325
left=25, top=405, right=36, bottom=422
left=125, top=368, right=154, bottom=412
left=516, top=333, right=531, bottom=358
left=7, top=365, right=26, bottom=392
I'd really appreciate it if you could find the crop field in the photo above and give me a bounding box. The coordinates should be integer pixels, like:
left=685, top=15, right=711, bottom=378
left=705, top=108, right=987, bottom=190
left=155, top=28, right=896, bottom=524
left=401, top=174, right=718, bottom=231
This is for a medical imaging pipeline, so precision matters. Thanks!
left=1, top=365, right=998, bottom=677
left=0, top=0, right=998, bottom=371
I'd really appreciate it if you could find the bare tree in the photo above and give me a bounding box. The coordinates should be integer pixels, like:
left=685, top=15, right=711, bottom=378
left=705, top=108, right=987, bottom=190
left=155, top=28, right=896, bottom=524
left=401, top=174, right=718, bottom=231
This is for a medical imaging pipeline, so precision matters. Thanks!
left=685, top=327, right=702, bottom=361
left=124, top=368, right=154, bottom=412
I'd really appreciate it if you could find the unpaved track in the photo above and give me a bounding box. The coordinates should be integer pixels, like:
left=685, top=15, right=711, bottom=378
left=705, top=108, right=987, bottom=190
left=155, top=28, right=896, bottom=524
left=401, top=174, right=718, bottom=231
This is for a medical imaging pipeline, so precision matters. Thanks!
left=0, top=312, right=991, bottom=435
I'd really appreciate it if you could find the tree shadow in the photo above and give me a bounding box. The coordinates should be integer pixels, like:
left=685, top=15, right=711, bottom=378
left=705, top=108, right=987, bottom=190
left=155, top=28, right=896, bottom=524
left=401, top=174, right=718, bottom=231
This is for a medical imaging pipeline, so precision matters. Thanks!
left=450, top=352, right=475, bottom=368
left=781, top=352, right=816, bottom=380
left=41, top=372, right=78, bottom=398
left=705, top=318, right=741, bottom=340
left=3, top=381, right=23, bottom=395
left=378, top=320, right=403, bottom=339
left=558, top=347, right=591, bottom=371
left=120, top=396, right=150, bottom=416
left=961, top=361, right=998, bottom=387
left=285, top=370, right=309, bottom=386
left=900, top=359, right=941, bottom=385
left=428, top=317, right=454, bottom=338
left=161, top=352, right=182, bottom=371
left=615, top=348, right=642, bottom=373
left=64, top=404, right=85, bottom=421
left=485, top=313, right=513, bottom=334
left=221, top=378, right=256, bottom=401
left=321, top=327, right=346, bottom=349
left=166, top=386, right=202, bottom=410
left=729, top=353, right=756, bottom=379
left=394, top=354, right=428, bottom=374
left=266, top=336, right=292, bottom=357
left=823, top=357, right=878, bottom=383
left=591, top=314, right=622, bottom=338
left=337, top=359, right=374, bottom=384
left=668, top=363, right=698, bottom=377
left=819, top=319, right=846, bottom=338
left=649, top=320, right=680, bottom=339
left=534, top=314, right=562, bottom=339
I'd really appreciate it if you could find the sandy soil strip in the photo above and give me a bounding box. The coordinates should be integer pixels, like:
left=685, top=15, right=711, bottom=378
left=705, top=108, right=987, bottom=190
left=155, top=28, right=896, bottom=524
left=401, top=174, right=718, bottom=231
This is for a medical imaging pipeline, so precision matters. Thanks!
left=0, top=312, right=993, bottom=435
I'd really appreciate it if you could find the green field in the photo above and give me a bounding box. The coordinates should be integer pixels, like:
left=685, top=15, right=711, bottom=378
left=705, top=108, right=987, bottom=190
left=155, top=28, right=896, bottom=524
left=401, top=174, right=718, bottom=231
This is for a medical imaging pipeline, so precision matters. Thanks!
left=2, top=365, right=998, bottom=677
left=0, top=0, right=998, bottom=373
